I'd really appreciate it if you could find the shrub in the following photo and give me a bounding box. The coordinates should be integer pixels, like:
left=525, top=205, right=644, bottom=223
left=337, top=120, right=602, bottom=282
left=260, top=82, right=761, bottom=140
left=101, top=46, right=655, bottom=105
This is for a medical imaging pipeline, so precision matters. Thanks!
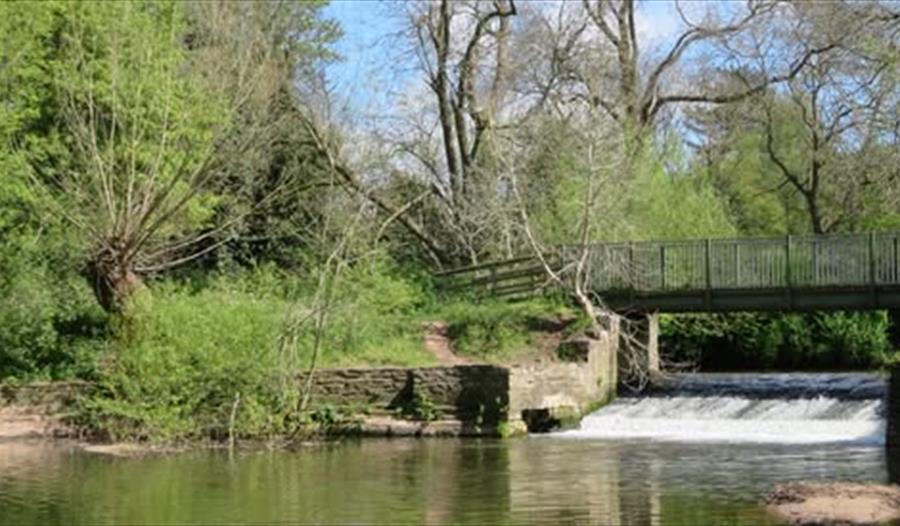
left=309, top=257, right=431, bottom=367
left=397, top=391, right=438, bottom=422
left=660, top=311, right=892, bottom=371
left=79, top=261, right=437, bottom=442
left=80, top=279, right=290, bottom=442
left=0, top=235, right=107, bottom=381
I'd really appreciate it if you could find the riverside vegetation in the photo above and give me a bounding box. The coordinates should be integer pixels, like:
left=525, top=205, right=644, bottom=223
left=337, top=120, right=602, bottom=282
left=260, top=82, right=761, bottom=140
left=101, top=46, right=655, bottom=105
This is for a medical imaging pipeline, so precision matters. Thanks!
left=1, top=1, right=898, bottom=444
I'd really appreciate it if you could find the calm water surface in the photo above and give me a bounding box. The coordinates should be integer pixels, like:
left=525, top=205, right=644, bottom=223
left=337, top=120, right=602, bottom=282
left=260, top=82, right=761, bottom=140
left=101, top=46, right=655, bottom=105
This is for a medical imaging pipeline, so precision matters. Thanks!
left=0, top=438, right=888, bottom=525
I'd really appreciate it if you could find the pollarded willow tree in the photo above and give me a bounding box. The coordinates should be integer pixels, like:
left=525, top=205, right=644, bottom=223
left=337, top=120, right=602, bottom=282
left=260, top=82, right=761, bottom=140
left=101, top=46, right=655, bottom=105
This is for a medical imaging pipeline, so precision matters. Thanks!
left=29, top=1, right=337, bottom=312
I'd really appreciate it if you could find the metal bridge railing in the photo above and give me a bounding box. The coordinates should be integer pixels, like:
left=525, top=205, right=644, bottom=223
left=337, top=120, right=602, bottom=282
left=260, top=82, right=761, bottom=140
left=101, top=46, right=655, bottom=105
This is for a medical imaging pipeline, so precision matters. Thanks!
left=568, top=231, right=900, bottom=294
left=436, top=232, right=900, bottom=302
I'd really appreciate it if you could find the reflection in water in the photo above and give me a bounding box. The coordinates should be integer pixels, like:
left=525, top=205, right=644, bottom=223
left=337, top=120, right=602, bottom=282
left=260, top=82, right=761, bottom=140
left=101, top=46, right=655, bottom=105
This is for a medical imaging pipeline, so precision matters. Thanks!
left=0, top=438, right=888, bottom=525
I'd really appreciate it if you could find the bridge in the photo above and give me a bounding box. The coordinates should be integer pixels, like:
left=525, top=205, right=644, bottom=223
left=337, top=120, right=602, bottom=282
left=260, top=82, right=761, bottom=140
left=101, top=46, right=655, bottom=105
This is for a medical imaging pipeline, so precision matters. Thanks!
left=437, top=231, right=900, bottom=463
left=437, top=231, right=900, bottom=313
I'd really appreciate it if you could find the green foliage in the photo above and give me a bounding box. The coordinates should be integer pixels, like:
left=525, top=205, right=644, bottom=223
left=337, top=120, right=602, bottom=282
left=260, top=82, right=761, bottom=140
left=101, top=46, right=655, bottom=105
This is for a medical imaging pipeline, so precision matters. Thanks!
left=661, top=311, right=893, bottom=371
left=436, top=297, right=575, bottom=361
left=518, top=117, right=604, bottom=244
left=0, top=1, right=109, bottom=381
left=0, top=155, right=105, bottom=381
left=629, top=144, right=737, bottom=240
left=78, top=263, right=436, bottom=442
left=80, top=279, right=290, bottom=442
left=397, top=391, right=438, bottom=422
left=0, top=241, right=107, bottom=381
left=519, top=125, right=736, bottom=245
left=286, top=256, right=436, bottom=368
left=309, top=404, right=342, bottom=426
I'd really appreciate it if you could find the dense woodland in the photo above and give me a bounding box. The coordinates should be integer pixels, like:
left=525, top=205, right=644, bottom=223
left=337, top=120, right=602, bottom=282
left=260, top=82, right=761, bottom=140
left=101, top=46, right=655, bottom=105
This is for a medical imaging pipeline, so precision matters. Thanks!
left=1, top=0, right=898, bottom=441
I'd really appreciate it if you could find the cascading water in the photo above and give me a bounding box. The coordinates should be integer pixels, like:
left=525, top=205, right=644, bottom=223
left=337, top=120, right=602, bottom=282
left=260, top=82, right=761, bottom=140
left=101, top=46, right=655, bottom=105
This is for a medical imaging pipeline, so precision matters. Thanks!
left=554, top=373, right=887, bottom=445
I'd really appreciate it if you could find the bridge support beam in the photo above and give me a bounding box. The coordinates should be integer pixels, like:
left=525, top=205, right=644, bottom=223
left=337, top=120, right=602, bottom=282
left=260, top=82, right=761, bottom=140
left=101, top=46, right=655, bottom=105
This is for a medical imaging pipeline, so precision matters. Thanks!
left=889, top=365, right=900, bottom=484
left=618, top=312, right=660, bottom=387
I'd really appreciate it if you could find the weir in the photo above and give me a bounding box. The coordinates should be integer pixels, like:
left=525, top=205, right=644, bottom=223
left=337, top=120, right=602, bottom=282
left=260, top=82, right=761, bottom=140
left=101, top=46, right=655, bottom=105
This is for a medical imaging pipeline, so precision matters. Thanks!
left=555, top=373, right=887, bottom=445
left=437, top=232, right=900, bottom=451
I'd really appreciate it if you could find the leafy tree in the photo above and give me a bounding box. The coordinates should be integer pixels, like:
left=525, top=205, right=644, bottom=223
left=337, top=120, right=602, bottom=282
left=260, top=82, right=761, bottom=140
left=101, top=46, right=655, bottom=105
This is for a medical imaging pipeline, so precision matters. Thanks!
left=8, top=1, right=338, bottom=312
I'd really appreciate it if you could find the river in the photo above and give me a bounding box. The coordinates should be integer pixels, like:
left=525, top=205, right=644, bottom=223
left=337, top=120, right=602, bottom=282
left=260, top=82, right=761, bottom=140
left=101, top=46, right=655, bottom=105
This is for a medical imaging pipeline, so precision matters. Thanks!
left=0, top=373, right=892, bottom=525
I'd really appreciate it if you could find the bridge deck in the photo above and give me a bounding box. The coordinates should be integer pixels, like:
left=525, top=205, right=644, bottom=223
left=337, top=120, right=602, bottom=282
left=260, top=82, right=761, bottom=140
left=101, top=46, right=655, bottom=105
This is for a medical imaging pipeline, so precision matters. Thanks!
left=438, top=232, right=900, bottom=313
left=572, top=232, right=900, bottom=312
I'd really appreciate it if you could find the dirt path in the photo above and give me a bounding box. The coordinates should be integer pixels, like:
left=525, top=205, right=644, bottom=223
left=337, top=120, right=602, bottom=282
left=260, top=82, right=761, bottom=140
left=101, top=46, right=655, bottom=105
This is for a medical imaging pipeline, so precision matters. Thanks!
left=422, top=322, right=469, bottom=365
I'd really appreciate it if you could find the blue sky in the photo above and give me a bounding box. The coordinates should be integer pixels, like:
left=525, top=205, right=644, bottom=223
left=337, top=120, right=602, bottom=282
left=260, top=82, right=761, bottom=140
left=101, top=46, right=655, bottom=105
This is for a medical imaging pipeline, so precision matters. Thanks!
left=323, top=1, right=407, bottom=110
left=322, top=0, right=686, bottom=112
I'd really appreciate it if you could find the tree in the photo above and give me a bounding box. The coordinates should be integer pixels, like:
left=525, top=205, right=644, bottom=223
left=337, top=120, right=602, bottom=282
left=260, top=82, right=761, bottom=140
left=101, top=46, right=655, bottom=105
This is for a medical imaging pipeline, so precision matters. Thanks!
left=23, top=1, right=338, bottom=312
left=686, top=1, right=900, bottom=235
left=183, top=1, right=343, bottom=268
left=377, top=0, right=519, bottom=265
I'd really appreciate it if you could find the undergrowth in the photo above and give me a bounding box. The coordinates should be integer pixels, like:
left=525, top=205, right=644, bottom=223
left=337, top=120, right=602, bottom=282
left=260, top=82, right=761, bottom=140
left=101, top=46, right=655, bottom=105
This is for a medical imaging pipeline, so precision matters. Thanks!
left=660, top=311, right=895, bottom=371
left=428, top=295, right=579, bottom=362
left=78, top=262, right=437, bottom=442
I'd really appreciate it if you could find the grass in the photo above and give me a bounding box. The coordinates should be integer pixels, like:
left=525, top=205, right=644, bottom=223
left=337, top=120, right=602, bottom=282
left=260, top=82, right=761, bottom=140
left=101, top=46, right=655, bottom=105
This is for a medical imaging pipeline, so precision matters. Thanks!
left=79, top=264, right=440, bottom=442
left=423, top=295, right=580, bottom=363
left=6, top=259, right=577, bottom=442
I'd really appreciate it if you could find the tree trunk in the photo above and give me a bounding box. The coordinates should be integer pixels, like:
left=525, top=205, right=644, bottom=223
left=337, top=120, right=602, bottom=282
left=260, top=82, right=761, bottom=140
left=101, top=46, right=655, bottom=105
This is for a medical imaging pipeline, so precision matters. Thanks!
left=86, top=247, right=143, bottom=313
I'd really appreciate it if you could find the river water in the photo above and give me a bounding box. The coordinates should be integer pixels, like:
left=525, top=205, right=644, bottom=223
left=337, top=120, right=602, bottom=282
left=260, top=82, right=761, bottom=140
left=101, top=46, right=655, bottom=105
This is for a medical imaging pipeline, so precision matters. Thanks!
left=0, top=374, right=892, bottom=525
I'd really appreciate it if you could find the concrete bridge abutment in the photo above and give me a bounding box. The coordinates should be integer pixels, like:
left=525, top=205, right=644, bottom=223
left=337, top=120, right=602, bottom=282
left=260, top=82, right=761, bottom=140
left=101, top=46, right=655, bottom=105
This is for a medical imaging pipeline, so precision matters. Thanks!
left=618, top=312, right=661, bottom=387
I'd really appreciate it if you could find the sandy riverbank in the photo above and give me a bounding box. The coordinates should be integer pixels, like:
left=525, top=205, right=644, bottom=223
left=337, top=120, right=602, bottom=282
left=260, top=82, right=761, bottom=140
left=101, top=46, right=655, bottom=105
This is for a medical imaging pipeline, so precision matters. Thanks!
left=767, top=482, right=900, bottom=525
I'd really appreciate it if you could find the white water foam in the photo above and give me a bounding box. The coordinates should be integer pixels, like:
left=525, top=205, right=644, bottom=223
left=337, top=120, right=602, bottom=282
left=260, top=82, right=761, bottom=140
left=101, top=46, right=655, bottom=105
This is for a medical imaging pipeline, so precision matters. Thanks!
left=553, top=374, right=886, bottom=445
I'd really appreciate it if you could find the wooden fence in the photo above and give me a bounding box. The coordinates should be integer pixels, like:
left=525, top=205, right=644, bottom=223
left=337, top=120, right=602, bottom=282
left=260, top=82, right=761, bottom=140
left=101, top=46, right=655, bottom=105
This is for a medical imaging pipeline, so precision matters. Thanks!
left=434, top=256, right=556, bottom=299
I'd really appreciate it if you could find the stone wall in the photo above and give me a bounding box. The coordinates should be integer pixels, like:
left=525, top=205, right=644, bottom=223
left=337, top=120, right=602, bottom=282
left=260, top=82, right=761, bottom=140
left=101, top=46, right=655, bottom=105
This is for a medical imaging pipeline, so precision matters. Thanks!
left=508, top=322, right=619, bottom=432
left=301, top=365, right=510, bottom=426
left=301, top=323, right=620, bottom=435
left=1, top=328, right=621, bottom=439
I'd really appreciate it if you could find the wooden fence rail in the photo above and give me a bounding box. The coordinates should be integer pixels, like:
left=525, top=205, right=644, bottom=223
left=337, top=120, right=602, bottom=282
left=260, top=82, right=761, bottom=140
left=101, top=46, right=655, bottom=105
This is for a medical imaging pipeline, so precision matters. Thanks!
left=434, top=256, right=558, bottom=299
